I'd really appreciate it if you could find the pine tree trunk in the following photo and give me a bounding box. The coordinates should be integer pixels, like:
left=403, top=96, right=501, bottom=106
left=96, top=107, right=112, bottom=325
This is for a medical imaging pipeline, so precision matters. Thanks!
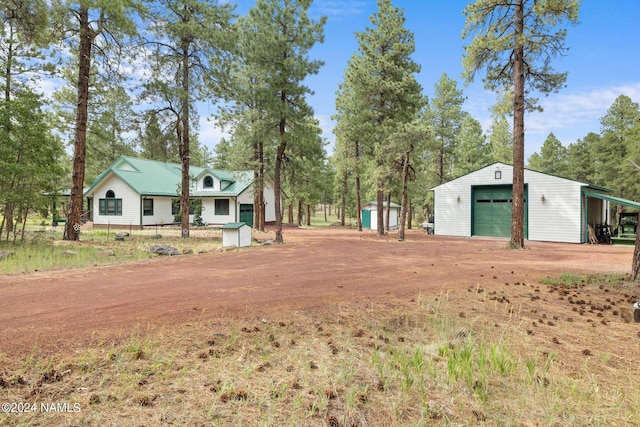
left=4, top=204, right=14, bottom=239
left=632, top=213, right=640, bottom=281
left=297, top=200, right=303, bottom=226
left=306, top=204, right=311, bottom=226
left=253, top=136, right=265, bottom=231
left=355, top=140, right=362, bottom=231
left=510, top=0, right=526, bottom=249
left=64, top=6, right=91, bottom=241
left=341, top=172, right=347, bottom=226
left=274, top=141, right=284, bottom=243
left=376, top=188, right=384, bottom=236
left=273, top=143, right=285, bottom=243
left=179, top=42, right=190, bottom=239
left=385, top=193, right=391, bottom=232
left=398, top=151, right=410, bottom=241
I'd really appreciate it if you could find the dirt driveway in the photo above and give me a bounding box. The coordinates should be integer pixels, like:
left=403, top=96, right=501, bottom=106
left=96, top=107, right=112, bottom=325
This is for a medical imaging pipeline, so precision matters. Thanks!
left=0, top=227, right=634, bottom=356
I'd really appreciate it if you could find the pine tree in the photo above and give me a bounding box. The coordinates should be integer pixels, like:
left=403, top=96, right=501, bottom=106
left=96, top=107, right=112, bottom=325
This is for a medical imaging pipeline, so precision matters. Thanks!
left=239, top=0, right=325, bottom=243
left=141, top=0, right=234, bottom=238
left=463, top=0, right=579, bottom=248
left=345, top=0, right=423, bottom=236
left=427, top=73, right=466, bottom=184
left=51, top=0, right=142, bottom=240
left=527, top=132, right=568, bottom=176
left=487, top=114, right=513, bottom=164
left=453, top=114, right=490, bottom=178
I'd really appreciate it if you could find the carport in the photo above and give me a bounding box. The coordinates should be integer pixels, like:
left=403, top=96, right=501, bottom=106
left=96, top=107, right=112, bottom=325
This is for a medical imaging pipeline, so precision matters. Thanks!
left=582, top=190, right=640, bottom=243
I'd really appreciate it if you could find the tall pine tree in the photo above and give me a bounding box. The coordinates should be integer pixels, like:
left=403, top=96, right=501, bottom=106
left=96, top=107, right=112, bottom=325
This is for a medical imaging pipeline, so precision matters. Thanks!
left=344, top=0, right=423, bottom=236
left=463, top=0, right=579, bottom=248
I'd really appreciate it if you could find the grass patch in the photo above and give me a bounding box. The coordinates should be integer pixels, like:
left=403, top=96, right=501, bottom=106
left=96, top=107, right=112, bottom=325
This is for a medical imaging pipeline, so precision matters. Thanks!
left=539, top=273, right=629, bottom=287
left=0, top=226, right=224, bottom=275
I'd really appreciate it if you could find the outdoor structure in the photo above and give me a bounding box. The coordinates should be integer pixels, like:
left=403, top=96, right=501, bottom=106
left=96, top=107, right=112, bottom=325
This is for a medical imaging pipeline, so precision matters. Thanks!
left=83, top=156, right=277, bottom=228
left=361, top=201, right=400, bottom=231
left=431, top=163, right=640, bottom=244
left=220, top=222, right=252, bottom=248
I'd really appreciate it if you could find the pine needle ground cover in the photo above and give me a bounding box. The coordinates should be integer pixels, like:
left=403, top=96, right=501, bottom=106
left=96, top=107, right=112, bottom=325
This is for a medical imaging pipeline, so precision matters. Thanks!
left=2, top=274, right=640, bottom=426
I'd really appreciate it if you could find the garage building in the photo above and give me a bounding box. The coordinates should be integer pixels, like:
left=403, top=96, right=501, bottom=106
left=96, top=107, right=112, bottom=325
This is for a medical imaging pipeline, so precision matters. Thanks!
left=432, top=163, right=638, bottom=244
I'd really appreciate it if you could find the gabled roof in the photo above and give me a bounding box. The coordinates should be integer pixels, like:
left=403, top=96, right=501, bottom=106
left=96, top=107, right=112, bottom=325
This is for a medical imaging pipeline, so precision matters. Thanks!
left=431, top=162, right=610, bottom=192
left=84, top=156, right=253, bottom=198
left=193, top=171, right=253, bottom=197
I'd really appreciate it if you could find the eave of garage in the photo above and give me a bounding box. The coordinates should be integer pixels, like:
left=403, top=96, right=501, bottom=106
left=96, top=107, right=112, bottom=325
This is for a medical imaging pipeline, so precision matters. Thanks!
left=582, top=189, right=640, bottom=209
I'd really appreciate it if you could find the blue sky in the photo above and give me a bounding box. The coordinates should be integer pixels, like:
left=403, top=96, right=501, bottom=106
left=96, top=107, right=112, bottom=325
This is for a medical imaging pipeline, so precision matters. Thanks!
left=203, top=0, right=640, bottom=160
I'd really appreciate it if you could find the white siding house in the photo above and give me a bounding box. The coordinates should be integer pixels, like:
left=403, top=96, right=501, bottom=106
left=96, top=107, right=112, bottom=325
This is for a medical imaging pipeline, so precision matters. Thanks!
left=432, top=163, right=628, bottom=244
left=84, top=156, right=278, bottom=228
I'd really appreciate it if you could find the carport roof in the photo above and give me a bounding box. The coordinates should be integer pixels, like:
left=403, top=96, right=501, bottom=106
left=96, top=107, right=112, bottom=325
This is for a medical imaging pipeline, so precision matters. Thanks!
left=583, top=190, right=640, bottom=209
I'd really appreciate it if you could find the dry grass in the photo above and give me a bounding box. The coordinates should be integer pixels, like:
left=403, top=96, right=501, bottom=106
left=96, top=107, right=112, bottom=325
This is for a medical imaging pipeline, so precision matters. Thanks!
left=0, top=226, right=226, bottom=275
left=2, top=274, right=640, bottom=426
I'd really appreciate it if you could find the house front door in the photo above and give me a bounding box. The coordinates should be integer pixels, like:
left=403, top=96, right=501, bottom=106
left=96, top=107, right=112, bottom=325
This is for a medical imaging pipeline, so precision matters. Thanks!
left=239, top=204, right=254, bottom=227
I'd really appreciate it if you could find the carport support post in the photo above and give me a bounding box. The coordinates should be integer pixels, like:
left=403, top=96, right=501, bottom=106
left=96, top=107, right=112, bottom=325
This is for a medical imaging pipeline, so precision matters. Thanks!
left=631, top=212, right=640, bottom=282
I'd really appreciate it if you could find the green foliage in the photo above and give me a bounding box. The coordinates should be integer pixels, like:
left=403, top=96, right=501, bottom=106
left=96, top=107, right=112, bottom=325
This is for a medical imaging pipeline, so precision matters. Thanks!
left=462, top=0, right=580, bottom=112
left=527, top=132, right=569, bottom=176
left=487, top=114, right=513, bottom=164
left=138, top=111, right=177, bottom=163
left=452, top=115, right=489, bottom=178
left=0, top=90, right=66, bottom=240
left=566, top=132, right=599, bottom=183
left=334, top=0, right=424, bottom=233
left=192, top=199, right=204, bottom=226
left=426, top=73, right=467, bottom=184
left=234, top=0, right=326, bottom=241
left=592, top=95, right=640, bottom=201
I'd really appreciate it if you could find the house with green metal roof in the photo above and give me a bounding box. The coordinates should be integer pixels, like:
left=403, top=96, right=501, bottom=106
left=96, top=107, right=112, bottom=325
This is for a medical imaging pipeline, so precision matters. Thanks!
left=83, top=156, right=276, bottom=228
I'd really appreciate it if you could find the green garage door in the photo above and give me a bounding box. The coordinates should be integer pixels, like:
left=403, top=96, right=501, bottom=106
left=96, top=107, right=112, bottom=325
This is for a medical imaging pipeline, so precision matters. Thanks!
left=472, top=186, right=527, bottom=238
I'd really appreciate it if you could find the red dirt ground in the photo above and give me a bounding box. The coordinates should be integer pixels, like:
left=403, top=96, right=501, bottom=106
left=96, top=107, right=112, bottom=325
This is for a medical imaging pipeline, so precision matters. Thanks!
left=0, top=227, right=634, bottom=357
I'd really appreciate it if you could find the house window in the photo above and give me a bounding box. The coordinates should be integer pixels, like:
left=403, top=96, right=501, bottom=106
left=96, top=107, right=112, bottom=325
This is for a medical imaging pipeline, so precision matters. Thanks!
left=495, top=170, right=502, bottom=180
left=172, top=199, right=180, bottom=215
left=203, top=176, right=214, bottom=188
left=215, top=199, right=229, bottom=215
left=99, top=190, right=122, bottom=216
left=143, top=198, right=154, bottom=216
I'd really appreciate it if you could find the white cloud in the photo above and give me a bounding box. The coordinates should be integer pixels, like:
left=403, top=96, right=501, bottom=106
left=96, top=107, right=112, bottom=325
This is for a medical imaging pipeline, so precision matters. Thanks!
left=523, top=82, right=640, bottom=155
left=312, top=0, right=368, bottom=19
left=462, top=81, right=640, bottom=157
left=198, top=116, right=230, bottom=153
left=316, top=113, right=336, bottom=149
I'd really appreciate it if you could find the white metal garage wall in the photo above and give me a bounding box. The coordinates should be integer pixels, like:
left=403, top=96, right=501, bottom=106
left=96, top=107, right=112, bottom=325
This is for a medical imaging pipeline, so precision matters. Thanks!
left=526, top=171, right=584, bottom=243
left=433, top=163, right=587, bottom=243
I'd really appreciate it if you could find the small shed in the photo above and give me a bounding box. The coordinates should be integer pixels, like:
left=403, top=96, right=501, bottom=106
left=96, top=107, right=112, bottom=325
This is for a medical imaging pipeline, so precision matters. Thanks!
left=361, top=201, right=400, bottom=231
left=221, top=222, right=252, bottom=248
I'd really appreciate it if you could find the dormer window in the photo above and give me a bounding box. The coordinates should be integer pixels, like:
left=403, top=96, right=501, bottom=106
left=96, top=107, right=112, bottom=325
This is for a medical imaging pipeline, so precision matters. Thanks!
left=203, top=176, right=214, bottom=189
